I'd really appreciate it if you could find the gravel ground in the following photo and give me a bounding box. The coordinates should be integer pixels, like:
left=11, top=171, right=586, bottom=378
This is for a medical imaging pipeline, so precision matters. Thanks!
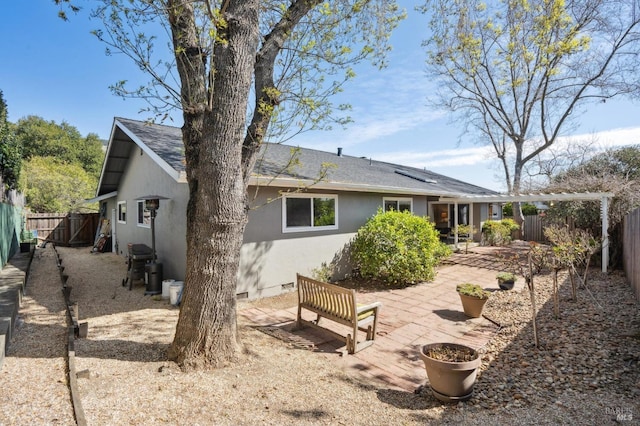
left=0, top=246, right=76, bottom=425
left=1, top=245, right=639, bottom=425
left=437, top=269, right=640, bottom=425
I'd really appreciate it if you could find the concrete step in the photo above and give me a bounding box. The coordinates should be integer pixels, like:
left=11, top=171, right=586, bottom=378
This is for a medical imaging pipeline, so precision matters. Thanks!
left=0, top=250, right=33, bottom=370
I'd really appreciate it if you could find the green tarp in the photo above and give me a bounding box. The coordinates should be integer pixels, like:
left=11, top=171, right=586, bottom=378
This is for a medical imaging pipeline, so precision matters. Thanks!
left=0, top=203, right=22, bottom=269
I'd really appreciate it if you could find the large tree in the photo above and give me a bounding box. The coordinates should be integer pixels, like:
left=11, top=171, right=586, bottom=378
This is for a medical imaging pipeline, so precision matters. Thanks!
left=20, top=156, right=98, bottom=213
left=0, top=91, right=21, bottom=192
left=544, top=145, right=640, bottom=267
left=14, top=116, right=104, bottom=178
left=89, top=0, right=403, bottom=369
left=421, top=0, right=640, bottom=235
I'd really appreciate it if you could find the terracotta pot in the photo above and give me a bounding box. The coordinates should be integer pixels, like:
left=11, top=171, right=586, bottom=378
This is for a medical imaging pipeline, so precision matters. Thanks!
left=419, top=343, right=481, bottom=402
left=458, top=293, right=488, bottom=318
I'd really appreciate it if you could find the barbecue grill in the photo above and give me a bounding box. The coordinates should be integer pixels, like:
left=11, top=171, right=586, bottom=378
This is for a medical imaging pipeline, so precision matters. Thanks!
left=122, top=243, right=154, bottom=290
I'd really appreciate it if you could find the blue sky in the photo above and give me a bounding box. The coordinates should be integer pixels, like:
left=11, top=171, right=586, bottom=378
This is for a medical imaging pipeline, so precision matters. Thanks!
left=2, top=0, right=639, bottom=192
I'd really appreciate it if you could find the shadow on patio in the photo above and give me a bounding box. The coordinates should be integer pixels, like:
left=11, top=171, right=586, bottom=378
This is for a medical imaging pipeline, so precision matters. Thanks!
left=238, top=244, right=527, bottom=392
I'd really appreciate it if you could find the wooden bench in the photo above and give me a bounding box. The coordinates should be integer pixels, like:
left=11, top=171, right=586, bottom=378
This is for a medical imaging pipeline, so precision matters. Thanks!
left=296, top=274, right=382, bottom=354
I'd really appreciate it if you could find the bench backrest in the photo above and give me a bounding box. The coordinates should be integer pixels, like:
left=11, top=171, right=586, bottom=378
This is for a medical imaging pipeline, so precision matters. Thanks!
left=297, top=274, right=357, bottom=321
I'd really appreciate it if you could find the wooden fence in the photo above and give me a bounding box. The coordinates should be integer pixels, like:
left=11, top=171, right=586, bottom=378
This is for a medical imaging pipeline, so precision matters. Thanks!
left=623, top=207, right=640, bottom=302
left=26, top=213, right=100, bottom=247
left=523, top=215, right=547, bottom=242
left=504, top=215, right=547, bottom=242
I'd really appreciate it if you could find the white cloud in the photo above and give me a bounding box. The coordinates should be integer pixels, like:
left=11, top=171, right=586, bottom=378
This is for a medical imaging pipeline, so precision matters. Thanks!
left=559, top=127, right=640, bottom=149
left=364, top=127, right=640, bottom=171
left=522, top=127, right=640, bottom=161
left=374, top=146, right=495, bottom=168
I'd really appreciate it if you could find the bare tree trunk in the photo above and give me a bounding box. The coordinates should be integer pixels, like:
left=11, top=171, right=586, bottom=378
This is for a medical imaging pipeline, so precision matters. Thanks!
left=511, top=162, right=525, bottom=240
left=569, top=270, right=577, bottom=301
left=513, top=201, right=525, bottom=240
left=168, top=0, right=260, bottom=369
left=528, top=253, right=539, bottom=348
left=552, top=268, right=559, bottom=319
left=582, top=254, right=592, bottom=287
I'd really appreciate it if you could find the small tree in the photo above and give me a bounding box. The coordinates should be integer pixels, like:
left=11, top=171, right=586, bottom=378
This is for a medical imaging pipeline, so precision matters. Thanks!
left=456, top=223, right=475, bottom=254
left=501, top=242, right=549, bottom=347
left=352, top=209, right=451, bottom=285
left=544, top=225, right=600, bottom=306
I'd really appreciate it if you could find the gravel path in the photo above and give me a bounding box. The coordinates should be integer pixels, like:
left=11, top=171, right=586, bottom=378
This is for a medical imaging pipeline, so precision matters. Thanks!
left=1, top=246, right=639, bottom=425
left=0, top=246, right=76, bottom=425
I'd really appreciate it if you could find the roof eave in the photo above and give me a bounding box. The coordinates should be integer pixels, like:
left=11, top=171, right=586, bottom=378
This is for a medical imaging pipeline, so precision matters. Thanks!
left=439, top=192, right=616, bottom=203
left=114, top=118, right=181, bottom=183
left=85, top=191, right=118, bottom=204
left=95, top=119, right=121, bottom=197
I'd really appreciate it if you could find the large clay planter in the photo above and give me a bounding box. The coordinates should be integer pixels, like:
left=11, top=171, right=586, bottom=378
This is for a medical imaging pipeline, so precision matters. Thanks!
left=458, top=293, right=488, bottom=318
left=419, top=343, right=481, bottom=402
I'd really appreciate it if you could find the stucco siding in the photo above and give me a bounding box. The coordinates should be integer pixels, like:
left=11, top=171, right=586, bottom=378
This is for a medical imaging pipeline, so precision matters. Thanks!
left=109, top=146, right=189, bottom=282
left=238, top=232, right=355, bottom=299
left=238, top=188, right=430, bottom=298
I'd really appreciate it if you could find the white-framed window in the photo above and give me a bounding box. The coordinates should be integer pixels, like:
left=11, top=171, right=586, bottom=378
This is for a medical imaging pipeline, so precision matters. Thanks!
left=282, top=194, right=338, bottom=233
left=117, top=201, right=127, bottom=224
left=383, top=197, right=413, bottom=213
left=137, top=200, right=151, bottom=227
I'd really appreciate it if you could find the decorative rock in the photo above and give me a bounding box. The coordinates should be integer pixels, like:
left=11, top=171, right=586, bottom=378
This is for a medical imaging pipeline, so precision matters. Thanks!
left=474, top=269, right=639, bottom=416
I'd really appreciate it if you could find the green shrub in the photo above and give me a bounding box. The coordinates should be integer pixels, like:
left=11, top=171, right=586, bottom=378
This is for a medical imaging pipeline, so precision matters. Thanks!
left=503, top=202, right=538, bottom=216
left=456, top=283, right=491, bottom=299
left=351, top=209, right=451, bottom=285
left=482, top=219, right=520, bottom=246
left=496, top=272, right=517, bottom=282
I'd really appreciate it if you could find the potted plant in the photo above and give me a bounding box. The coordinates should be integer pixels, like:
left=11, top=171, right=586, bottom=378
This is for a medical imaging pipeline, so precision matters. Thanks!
left=19, top=230, right=34, bottom=253
left=419, top=342, right=482, bottom=402
left=496, top=272, right=517, bottom=290
left=456, top=283, right=490, bottom=318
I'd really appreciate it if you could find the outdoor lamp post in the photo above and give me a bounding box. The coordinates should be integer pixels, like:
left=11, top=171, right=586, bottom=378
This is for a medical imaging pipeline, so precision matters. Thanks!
left=139, top=195, right=168, bottom=262
left=138, top=195, right=168, bottom=295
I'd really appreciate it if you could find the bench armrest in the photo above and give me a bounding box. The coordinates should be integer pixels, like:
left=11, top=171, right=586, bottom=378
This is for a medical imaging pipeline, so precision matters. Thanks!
left=356, top=301, right=382, bottom=314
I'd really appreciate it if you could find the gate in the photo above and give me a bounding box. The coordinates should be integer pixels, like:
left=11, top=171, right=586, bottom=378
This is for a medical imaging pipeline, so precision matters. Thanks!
left=26, top=213, right=100, bottom=246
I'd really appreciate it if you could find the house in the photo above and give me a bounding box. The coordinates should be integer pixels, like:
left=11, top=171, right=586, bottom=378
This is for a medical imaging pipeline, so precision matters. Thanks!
left=94, top=117, right=501, bottom=299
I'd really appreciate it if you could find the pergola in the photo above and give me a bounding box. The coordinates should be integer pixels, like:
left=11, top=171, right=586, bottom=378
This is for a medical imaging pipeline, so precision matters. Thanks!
left=438, top=192, right=615, bottom=273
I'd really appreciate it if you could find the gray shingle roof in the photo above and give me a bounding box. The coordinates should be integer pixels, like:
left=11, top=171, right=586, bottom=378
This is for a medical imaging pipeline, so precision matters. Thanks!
left=101, top=117, right=497, bottom=197
left=116, top=117, right=185, bottom=173
left=253, top=143, right=497, bottom=196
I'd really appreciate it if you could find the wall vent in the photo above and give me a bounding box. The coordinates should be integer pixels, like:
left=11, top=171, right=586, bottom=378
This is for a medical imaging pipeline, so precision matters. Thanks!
left=236, top=291, right=249, bottom=300
left=281, top=282, right=295, bottom=290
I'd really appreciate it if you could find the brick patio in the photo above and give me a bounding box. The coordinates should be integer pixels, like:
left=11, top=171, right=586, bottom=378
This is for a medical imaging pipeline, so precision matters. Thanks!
left=239, top=246, right=526, bottom=392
